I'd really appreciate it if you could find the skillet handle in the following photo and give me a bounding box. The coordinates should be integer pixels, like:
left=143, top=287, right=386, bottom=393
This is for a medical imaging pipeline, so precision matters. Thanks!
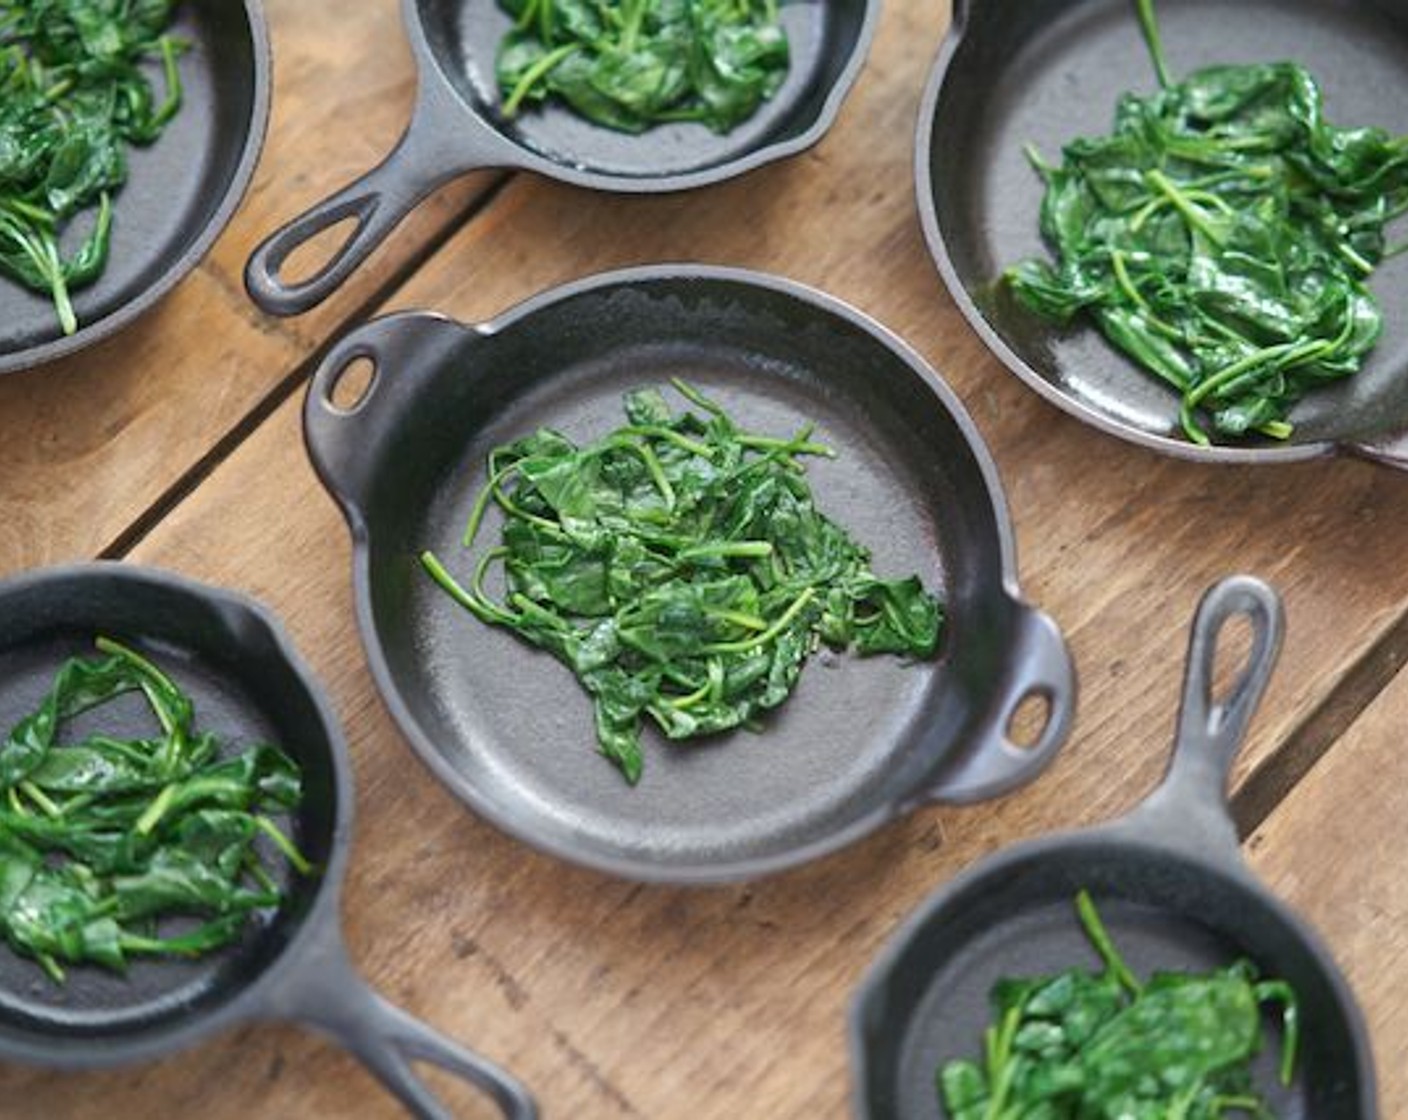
left=1124, top=575, right=1284, bottom=858
left=245, top=84, right=517, bottom=317
left=924, top=605, right=1075, bottom=803
left=285, top=942, right=537, bottom=1120
left=304, top=311, right=479, bottom=524
left=1346, top=430, right=1408, bottom=473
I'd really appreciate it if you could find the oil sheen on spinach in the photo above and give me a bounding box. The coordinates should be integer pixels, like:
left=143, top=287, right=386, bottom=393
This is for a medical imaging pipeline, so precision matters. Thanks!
left=0, top=638, right=311, bottom=983
left=495, top=0, right=789, bottom=134
left=0, top=0, right=184, bottom=336
left=939, top=891, right=1300, bottom=1119
left=421, top=381, right=942, bottom=784
left=1005, top=0, right=1408, bottom=444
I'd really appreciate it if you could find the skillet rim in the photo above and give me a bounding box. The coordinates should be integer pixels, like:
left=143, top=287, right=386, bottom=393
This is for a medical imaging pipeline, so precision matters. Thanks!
left=847, top=824, right=1379, bottom=1118
left=0, top=0, right=274, bottom=377
left=911, top=1, right=1350, bottom=465
left=327, top=262, right=1047, bottom=884
left=0, top=559, right=355, bottom=1069
left=404, top=0, right=883, bottom=192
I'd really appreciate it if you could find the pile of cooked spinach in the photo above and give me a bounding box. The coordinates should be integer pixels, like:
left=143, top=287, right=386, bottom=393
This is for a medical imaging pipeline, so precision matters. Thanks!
left=0, top=0, right=184, bottom=336
left=421, top=381, right=942, bottom=784
left=939, top=890, right=1300, bottom=1119
left=1006, top=0, right=1408, bottom=445
left=0, top=637, right=310, bottom=983
left=495, top=0, right=789, bottom=134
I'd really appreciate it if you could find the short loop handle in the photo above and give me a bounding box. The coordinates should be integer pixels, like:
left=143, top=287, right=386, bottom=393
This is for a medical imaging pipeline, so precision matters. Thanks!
left=303, top=312, right=475, bottom=520
left=1120, top=575, right=1284, bottom=860
left=281, top=938, right=537, bottom=1120
left=924, top=605, right=1076, bottom=804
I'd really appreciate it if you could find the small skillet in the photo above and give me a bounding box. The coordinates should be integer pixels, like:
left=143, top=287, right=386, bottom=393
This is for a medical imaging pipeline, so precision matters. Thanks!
left=916, top=0, right=1408, bottom=468
left=0, top=563, right=535, bottom=1120
left=302, top=264, right=1076, bottom=882
left=0, top=0, right=271, bottom=375
left=245, top=0, right=877, bottom=316
left=851, top=575, right=1375, bottom=1118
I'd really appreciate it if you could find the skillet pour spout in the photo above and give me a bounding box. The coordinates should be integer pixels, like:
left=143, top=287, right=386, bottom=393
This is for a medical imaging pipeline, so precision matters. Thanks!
left=850, top=575, right=1377, bottom=1118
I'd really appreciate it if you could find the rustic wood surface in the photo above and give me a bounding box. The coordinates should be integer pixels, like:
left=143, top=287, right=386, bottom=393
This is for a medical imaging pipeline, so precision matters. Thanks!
left=2, top=0, right=1407, bottom=1116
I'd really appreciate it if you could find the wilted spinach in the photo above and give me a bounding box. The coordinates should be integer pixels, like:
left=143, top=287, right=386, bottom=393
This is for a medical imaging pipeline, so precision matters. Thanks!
left=421, top=381, right=942, bottom=784
left=0, top=0, right=185, bottom=336
left=939, top=890, right=1300, bottom=1119
left=0, top=637, right=311, bottom=983
left=1005, top=0, right=1408, bottom=444
left=495, top=0, right=789, bottom=134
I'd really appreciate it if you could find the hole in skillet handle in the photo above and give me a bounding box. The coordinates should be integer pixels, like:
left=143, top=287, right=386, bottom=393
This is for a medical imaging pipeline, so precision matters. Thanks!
left=327, top=355, right=378, bottom=414
left=1005, top=688, right=1053, bottom=751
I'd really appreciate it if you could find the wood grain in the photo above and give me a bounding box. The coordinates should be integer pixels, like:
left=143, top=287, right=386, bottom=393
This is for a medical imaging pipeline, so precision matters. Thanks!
left=6, top=0, right=1408, bottom=1116
left=0, top=0, right=502, bottom=578
left=1248, top=663, right=1408, bottom=1118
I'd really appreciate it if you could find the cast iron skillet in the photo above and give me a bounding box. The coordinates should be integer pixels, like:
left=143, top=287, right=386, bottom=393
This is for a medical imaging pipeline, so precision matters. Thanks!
left=0, top=563, right=535, bottom=1120
left=244, top=0, right=877, bottom=316
left=0, top=0, right=270, bottom=376
left=851, top=575, right=1376, bottom=1118
left=917, top=0, right=1408, bottom=468
left=303, top=264, right=1075, bottom=883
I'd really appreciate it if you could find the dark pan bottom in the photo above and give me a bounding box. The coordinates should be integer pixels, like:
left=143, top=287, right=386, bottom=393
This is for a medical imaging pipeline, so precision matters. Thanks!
left=0, top=0, right=263, bottom=370
left=0, top=568, right=341, bottom=1062
left=925, top=0, right=1408, bottom=451
left=417, top=0, right=866, bottom=179
left=858, top=842, right=1366, bottom=1117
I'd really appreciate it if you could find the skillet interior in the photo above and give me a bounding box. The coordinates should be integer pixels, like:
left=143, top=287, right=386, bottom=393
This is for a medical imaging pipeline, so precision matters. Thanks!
left=854, top=841, right=1367, bottom=1118
left=923, top=0, right=1408, bottom=453
left=0, top=0, right=264, bottom=372
left=415, top=0, right=871, bottom=179
left=353, top=276, right=1028, bottom=878
left=0, top=571, right=339, bottom=1061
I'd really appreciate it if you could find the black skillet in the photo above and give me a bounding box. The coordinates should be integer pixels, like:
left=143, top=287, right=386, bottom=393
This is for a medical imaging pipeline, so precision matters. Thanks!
left=244, top=0, right=877, bottom=316
left=917, top=0, right=1408, bottom=468
left=0, top=0, right=271, bottom=375
left=851, top=575, right=1376, bottom=1118
left=302, top=264, right=1076, bottom=883
left=0, top=563, right=535, bottom=1120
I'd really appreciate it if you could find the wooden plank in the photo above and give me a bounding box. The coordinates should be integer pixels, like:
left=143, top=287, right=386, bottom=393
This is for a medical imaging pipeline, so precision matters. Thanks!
left=10, top=0, right=1408, bottom=1116
left=0, top=0, right=501, bottom=578
left=1245, top=664, right=1408, bottom=1118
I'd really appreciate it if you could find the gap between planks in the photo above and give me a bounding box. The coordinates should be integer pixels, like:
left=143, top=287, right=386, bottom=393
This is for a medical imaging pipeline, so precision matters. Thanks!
left=97, top=171, right=515, bottom=561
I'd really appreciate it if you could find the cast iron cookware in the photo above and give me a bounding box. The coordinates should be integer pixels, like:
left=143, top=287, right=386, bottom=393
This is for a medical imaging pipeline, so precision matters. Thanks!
left=916, top=0, right=1408, bottom=468
left=303, top=264, right=1076, bottom=883
left=851, top=575, right=1375, bottom=1118
left=245, top=0, right=877, bottom=316
left=0, top=0, right=271, bottom=375
left=0, top=564, right=535, bottom=1120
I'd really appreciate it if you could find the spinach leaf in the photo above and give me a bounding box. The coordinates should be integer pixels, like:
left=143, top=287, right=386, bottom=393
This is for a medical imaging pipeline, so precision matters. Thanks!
left=0, top=638, right=312, bottom=983
left=1005, top=0, right=1408, bottom=444
left=495, top=0, right=788, bottom=134
left=0, top=0, right=184, bottom=335
left=422, top=381, right=943, bottom=784
left=938, top=890, right=1300, bottom=1119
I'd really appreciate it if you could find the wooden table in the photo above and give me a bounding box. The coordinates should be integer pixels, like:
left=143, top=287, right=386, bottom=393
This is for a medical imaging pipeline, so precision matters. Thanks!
left=2, top=0, right=1406, bottom=1116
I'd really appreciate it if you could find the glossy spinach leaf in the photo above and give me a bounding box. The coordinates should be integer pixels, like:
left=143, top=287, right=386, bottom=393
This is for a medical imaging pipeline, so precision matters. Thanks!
left=1005, top=0, right=1408, bottom=444
left=422, top=381, right=943, bottom=784
left=495, top=0, right=789, bottom=134
left=0, top=0, right=184, bottom=335
left=938, top=891, right=1300, bottom=1119
left=0, top=638, right=311, bottom=983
